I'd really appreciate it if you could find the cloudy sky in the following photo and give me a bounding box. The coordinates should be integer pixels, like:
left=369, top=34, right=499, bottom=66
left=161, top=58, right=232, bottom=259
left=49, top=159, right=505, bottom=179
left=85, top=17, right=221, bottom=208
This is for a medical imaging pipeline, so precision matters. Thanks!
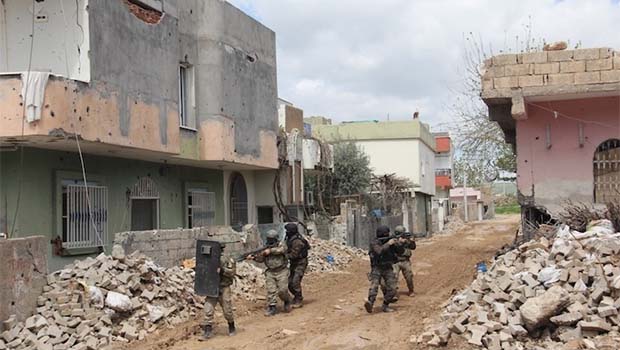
left=229, top=0, right=620, bottom=130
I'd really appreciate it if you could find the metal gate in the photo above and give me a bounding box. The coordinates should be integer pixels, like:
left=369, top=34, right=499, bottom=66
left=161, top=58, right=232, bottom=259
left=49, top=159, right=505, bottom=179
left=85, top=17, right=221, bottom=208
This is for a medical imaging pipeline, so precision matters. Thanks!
left=594, top=139, right=620, bottom=204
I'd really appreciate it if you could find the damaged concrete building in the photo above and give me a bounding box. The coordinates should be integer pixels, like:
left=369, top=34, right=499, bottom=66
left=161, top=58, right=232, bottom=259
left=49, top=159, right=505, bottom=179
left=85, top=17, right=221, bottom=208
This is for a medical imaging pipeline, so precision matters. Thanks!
left=0, top=0, right=285, bottom=270
left=481, top=47, right=620, bottom=232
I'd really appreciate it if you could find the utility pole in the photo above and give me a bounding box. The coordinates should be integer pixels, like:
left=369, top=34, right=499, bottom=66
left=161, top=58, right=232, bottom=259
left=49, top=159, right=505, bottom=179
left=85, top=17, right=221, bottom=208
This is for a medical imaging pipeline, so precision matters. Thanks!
left=463, top=169, right=468, bottom=223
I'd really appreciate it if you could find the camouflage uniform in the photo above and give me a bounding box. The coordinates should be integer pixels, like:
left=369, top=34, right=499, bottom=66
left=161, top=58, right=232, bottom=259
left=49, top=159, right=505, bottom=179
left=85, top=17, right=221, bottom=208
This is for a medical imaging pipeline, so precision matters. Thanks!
left=366, top=235, right=398, bottom=312
left=394, top=238, right=416, bottom=294
left=204, top=254, right=236, bottom=327
left=286, top=232, right=309, bottom=304
left=255, top=241, right=292, bottom=308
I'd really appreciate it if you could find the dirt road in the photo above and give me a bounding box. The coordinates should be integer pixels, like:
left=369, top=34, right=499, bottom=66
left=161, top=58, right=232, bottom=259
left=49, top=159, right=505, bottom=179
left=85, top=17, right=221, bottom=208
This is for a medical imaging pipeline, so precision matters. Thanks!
left=119, top=215, right=519, bottom=350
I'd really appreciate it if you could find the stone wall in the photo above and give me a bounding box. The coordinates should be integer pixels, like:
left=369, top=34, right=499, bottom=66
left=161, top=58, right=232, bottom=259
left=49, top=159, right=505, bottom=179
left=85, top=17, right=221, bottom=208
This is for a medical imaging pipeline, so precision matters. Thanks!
left=113, top=225, right=263, bottom=268
left=0, top=236, right=48, bottom=331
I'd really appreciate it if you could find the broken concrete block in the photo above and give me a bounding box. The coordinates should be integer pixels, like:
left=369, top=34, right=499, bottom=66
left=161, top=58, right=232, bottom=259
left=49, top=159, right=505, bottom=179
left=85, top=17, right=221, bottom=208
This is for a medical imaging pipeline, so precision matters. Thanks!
left=467, top=325, right=488, bottom=346
left=598, top=305, right=618, bottom=318
left=483, top=333, right=502, bottom=350
left=579, top=319, right=612, bottom=332
left=519, top=285, right=570, bottom=331
left=433, top=325, right=451, bottom=345
left=449, top=322, right=466, bottom=335
left=550, top=312, right=584, bottom=326
left=508, top=324, right=528, bottom=338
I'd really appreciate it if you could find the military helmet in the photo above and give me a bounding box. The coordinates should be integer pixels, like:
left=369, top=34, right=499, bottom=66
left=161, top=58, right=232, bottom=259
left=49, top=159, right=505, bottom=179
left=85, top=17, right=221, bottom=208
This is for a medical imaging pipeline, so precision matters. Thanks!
left=266, top=230, right=279, bottom=240
left=284, top=222, right=298, bottom=234
left=394, top=225, right=406, bottom=234
left=376, top=225, right=390, bottom=238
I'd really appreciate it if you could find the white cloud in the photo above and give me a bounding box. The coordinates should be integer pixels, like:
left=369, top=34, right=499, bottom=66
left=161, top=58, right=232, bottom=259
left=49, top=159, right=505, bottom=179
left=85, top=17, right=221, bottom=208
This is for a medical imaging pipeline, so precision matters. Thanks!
left=229, top=0, right=620, bottom=129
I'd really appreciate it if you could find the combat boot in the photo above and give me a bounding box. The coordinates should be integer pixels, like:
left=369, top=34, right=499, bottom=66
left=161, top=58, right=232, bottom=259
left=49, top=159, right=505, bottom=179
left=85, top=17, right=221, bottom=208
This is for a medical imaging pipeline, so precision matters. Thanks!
left=202, top=325, right=213, bottom=340
left=228, top=322, right=236, bottom=336
left=364, top=300, right=373, bottom=314
left=382, top=304, right=395, bottom=313
left=265, top=305, right=277, bottom=316
left=291, top=297, right=303, bottom=309
left=284, top=300, right=292, bottom=313
left=408, top=290, right=415, bottom=297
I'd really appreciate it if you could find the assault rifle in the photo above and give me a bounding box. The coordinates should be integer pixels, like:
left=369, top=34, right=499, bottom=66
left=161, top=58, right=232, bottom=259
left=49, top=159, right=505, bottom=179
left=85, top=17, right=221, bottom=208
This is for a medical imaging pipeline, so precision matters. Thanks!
left=377, top=231, right=414, bottom=244
left=236, top=243, right=277, bottom=262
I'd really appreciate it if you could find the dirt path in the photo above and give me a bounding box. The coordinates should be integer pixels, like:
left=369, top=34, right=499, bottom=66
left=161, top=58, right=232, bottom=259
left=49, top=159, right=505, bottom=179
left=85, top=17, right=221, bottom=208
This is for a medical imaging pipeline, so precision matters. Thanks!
left=118, top=215, right=519, bottom=350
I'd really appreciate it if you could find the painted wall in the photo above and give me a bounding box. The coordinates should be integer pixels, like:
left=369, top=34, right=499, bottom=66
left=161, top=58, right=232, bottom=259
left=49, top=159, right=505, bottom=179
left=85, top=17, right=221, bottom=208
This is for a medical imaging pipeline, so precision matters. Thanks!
left=355, top=139, right=435, bottom=196
left=516, top=96, right=620, bottom=213
left=0, top=147, right=224, bottom=271
left=1, top=0, right=91, bottom=81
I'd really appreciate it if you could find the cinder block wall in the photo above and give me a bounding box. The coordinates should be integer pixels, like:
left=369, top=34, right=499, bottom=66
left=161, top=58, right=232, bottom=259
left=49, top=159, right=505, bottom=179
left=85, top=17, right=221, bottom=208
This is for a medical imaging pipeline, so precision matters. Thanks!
left=0, top=236, right=48, bottom=331
left=114, top=226, right=263, bottom=268
left=482, top=48, right=620, bottom=91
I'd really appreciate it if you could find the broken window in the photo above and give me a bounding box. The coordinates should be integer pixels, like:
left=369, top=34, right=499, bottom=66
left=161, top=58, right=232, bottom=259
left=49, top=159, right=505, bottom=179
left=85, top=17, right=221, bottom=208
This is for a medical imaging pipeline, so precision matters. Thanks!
left=187, top=189, right=216, bottom=228
left=594, top=139, right=620, bottom=204
left=179, top=64, right=196, bottom=129
left=61, top=180, right=108, bottom=249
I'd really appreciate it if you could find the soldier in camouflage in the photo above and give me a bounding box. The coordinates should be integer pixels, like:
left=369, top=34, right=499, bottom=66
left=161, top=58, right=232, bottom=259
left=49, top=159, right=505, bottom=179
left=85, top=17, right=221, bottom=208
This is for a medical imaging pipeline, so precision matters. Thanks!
left=364, top=225, right=398, bottom=313
left=393, top=225, right=416, bottom=297
left=250, top=230, right=292, bottom=316
left=202, top=242, right=236, bottom=340
left=285, top=222, right=310, bottom=308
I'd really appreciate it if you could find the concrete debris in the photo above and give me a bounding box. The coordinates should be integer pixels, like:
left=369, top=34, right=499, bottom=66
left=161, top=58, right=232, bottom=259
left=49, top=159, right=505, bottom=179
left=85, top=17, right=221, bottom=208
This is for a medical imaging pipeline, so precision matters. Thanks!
left=0, top=251, right=203, bottom=350
left=419, top=219, right=620, bottom=349
left=306, top=237, right=366, bottom=273
left=0, top=236, right=366, bottom=350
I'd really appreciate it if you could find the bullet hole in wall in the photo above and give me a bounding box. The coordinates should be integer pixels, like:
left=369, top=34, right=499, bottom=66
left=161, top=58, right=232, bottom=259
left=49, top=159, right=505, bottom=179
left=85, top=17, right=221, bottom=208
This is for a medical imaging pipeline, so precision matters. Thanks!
left=51, top=111, right=55, bottom=117
left=535, top=137, right=539, bottom=140
left=86, top=106, right=90, bottom=113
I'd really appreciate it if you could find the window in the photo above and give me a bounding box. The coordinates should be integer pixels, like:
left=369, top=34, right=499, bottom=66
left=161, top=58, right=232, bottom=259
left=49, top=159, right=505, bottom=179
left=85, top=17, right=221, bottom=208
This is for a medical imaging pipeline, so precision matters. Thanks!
left=130, top=177, right=160, bottom=231
left=594, top=139, right=620, bottom=204
left=61, top=180, right=108, bottom=249
left=187, top=189, right=216, bottom=228
left=257, top=206, right=274, bottom=224
left=179, top=64, right=195, bottom=129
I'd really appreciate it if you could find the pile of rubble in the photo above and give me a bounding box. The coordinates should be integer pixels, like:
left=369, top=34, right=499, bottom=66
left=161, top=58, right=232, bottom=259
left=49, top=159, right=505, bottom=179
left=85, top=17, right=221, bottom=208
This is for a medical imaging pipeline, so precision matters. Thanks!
left=440, top=216, right=465, bottom=236
left=307, top=237, right=367, bottom=273
left=417, top=219, right=620, bottom=349
left=0, top=249, right=202, bottom=350
left=233, top=261, right=266, bottom=302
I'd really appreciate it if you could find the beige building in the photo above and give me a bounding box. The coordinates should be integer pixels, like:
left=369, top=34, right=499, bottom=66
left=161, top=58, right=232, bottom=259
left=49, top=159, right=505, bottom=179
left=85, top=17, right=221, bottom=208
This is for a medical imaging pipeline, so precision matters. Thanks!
left=312, top=119, right=436, bottom=233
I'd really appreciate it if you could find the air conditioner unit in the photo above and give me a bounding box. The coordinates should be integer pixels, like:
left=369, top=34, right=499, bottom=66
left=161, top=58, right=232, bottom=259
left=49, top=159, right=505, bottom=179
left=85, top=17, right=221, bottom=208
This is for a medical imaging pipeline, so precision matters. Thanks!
left=305, top=191, right=315, bottom=206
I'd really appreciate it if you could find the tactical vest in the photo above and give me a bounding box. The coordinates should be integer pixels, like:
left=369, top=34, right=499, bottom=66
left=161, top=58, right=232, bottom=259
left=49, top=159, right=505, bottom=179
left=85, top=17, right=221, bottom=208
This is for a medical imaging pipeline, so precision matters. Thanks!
left=287, top=234, right=310, bottom=260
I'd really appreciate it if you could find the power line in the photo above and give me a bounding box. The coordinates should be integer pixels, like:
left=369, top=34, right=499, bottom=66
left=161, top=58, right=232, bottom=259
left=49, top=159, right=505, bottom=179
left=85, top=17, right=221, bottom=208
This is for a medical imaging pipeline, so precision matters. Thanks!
left=527, top=102, right=620, bottom=130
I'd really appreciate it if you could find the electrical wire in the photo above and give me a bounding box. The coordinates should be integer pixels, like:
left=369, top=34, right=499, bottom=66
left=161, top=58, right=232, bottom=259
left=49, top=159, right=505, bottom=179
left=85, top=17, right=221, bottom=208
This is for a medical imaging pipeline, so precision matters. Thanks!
left=59, top=0, right=105, bottom=251
left=9, top=0, right=36, bottom=238
left=527, top=102, right=620, bottom=130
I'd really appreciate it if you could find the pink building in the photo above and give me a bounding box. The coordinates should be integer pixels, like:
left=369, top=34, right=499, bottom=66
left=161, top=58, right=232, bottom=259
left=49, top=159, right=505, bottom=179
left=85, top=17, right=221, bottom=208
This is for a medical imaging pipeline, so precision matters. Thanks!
left=482, top=47, right=620, bottom=231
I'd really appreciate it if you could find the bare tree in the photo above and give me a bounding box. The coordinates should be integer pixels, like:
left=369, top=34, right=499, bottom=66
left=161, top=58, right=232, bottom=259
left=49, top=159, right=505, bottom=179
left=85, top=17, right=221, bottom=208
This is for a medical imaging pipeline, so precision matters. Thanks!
left=449, top=23, right=548, bottom=185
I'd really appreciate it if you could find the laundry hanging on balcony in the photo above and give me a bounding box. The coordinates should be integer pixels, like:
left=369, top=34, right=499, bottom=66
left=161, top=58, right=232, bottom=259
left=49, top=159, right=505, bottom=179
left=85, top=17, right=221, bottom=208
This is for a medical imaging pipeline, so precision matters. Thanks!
left=21, top=71, right=50, bottom=123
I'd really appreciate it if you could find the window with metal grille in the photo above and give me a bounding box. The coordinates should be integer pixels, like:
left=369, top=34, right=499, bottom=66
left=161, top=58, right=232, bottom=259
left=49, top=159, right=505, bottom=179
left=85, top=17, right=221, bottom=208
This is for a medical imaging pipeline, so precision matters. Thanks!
left=187, top=190, right=216, bottom=228
left=594, top=139, right=620, bottom=204
left=62, top=182, right=108, bottom=249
